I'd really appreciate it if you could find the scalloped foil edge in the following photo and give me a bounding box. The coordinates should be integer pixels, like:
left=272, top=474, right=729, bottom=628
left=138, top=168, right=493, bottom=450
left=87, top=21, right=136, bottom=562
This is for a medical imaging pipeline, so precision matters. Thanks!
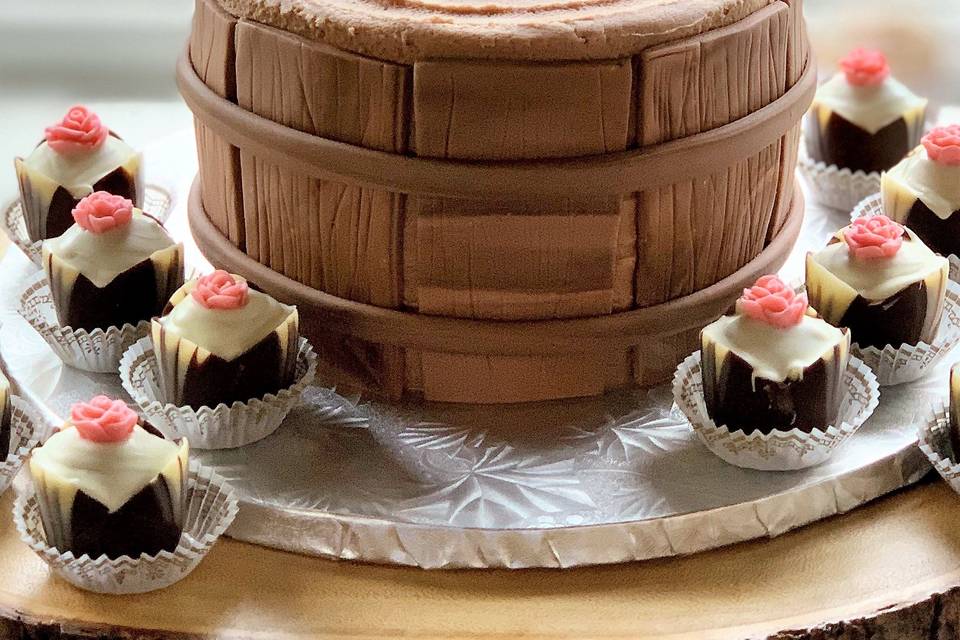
left=13, top=461, right=239, bottom=594
left=18, top=272, right=149, bottom=373
left=0, top=397, right=46, bottom=497
left=918, top=403, right=960, bottom=494
left=672, top=352, right=880, bottom=471
left=798, top=150, right=882, bottom=213
left=119, top=337, right=317, bottom=450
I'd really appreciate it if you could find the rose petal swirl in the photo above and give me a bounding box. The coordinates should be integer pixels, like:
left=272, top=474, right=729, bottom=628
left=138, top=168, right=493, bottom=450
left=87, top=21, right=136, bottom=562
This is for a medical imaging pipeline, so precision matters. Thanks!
left=922, top=125, right=960, bottom=166
left=72, top=191, right=134, bottom=234
left=191, top=270, right=250, bottom=310
left=70, top=396, right=138, bottom=443
left=736, top=275, right=808, bottom=329
left=844, top=215, right=905, bottom=259
left=839, top=48, right=890, bottom=87
left=44, top=105, right=109, bottom=156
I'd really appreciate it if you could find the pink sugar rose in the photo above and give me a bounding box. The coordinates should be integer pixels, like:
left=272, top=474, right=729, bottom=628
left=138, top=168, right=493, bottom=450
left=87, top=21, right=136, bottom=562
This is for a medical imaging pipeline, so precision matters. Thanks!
left=72, top=191, right=134, bottom=234
left=737, top=275, right=807, bottom=329
left=191, top=270, right=249, bottom=310
left=844, top=215, right=905, bottom=259
left=922, top=125, right=960, bottom=166
left=839, top=48, right=890, bottom=87
left=70, top=396, right=137, bottom=443
left=44, top=105, right=109, bottom=156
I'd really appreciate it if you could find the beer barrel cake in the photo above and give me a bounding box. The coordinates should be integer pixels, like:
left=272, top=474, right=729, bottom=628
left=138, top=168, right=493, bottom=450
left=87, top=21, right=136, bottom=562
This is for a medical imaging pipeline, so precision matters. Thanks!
left=179, top=0, right=813, bottom=404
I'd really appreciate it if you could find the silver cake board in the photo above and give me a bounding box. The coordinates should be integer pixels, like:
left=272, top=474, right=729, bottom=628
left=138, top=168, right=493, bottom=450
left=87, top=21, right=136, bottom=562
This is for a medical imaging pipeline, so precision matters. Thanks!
left=0, top=157, right=939, bottom=568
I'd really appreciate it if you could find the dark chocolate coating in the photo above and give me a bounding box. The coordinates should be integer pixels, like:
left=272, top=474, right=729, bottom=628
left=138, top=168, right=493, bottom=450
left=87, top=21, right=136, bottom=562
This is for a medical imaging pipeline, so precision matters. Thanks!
left=805, top=111, right=917, bottom=174
left=50, top=257, right=184, bottom=333
left=702, top=342, right=846, bottom=434
left=0, top=399, right=10, bottom=459
left=838, top=281, right=930, bottom=350
left=900, top=199, right=960, bottom=258
left=164, top=324, right=298, bottom=410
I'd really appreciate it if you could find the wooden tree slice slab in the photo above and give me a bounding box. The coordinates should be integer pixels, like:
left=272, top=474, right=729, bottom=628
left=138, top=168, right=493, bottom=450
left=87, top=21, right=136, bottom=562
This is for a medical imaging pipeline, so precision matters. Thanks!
left=3, top=480, right=960, bottom=639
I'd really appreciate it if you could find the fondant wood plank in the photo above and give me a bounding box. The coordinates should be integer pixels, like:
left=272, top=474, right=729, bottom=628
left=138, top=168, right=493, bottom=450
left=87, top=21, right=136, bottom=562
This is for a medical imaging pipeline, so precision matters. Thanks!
left=190, top=0, right=243, bottom=248
left=634, top=2, right=790, bottom=307
left=234, top=19, right=409, bottom=307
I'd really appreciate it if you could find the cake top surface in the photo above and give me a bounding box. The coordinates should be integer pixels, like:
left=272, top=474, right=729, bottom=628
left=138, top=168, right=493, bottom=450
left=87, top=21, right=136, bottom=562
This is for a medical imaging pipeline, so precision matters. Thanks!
left=216, top=0, right=775, bottom=63
left=20, top=106, right=138, bottom=199
left=30, top=398, right=188, bottom=514
left=884, top=143, right=960, bottom=220
left=811, top=49, right=926, bottom=136
left=809, top=224, right=947, bottom=301
left=42, top=195, right=179, bottom=289
left=155, top=271, right=297, bottom=362
left=701, top=275, right=848, bottom=383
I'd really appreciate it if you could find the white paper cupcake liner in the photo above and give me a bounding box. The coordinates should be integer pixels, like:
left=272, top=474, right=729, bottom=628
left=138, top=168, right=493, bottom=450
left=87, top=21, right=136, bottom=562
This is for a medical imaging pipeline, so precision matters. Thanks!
left=798, top=147, right=882, bottom=213
left=917, top=403, right=960, bottom=494
left=0, top=397, right=47, bottom=497
left=1, top=185, right=173, bottom=268
left=18, top=272, right=150, bottom=373
left=851, top=280, right=960, bottom=386
left=673, top=352, right=880, bottom=471
left=13, top=461, right=238, bottom=594
left=119, top=336, right=317, bottom=450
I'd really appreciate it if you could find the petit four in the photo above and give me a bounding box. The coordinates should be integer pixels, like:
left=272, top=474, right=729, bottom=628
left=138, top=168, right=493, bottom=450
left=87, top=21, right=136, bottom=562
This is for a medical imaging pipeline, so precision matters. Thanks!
left=806, top=216, right=948, bottom=349
left=806, top=49, right=927, bottom=174
left=42, top=191, right=184, bottom=332
left=15, top=106, right=142, bottom=242
left=0, top=371, right=10, bottom=458
left=882, top=125, right=960, bottom=257
left=700, top=275, right=850, bottom=434
left=152, top=271, right=299, bottom=409
left=29, top=396, right=188, bottom=559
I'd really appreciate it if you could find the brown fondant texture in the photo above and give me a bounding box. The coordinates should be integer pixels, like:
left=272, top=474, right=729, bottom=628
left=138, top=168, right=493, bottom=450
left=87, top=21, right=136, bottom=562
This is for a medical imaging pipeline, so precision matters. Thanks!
left=805, top=113, right=918, bottom=174
left=184, top=0, right=810, bottom=403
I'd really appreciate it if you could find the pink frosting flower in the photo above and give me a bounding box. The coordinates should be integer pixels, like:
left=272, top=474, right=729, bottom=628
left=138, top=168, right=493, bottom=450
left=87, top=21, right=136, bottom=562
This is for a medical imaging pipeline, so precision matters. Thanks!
left=839, top=48, right=890, bottom=87
left=922, top=125, right=960, bottom=166
left=72, top=191, right=134, bottom=234
left=70, top=396, right=137, bottom=443
left=191, top=270, right=249, bottom=310
left=844, top=215, right=905, bottom=259
left=736, top=275, right=808, bottom=329
left=44, top=105, right=109, bottom=156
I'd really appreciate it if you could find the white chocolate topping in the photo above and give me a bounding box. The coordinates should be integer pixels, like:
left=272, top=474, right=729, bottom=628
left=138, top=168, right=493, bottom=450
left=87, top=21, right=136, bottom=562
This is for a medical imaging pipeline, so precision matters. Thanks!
left=812, top=73, right=927, bottom=135
left=156, top=280, right=297, bottom=362
left=702, top=314, right=848, bottom=384
left=20, top=136, right=139, bottom=200
left=29, top=425, right=188, bottom=514
left=883, top=147, right=960, bottom=221
left=808, top=229, right=947, bottom=302
left=42, top=210, right=179, bottom=289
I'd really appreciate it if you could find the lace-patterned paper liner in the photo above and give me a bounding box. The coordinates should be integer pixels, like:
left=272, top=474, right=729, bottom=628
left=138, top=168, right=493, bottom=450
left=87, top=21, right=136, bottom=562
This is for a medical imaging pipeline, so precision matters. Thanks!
left=0, top=184, right=174, bottom=268
left=918, top=403, right=960, bottom=494
left=844, top=194, right=960, bottom=385
left=673, top=353, right=880, bottom=471
left=119, top=337, right=317, bottom=450
left=0, top=397, right=47, bottom=497
left=18, top=271, right=150, bottom=374
left=13, top=461, right=238, bottom=594
left=798, top=149, right=882, bottom=213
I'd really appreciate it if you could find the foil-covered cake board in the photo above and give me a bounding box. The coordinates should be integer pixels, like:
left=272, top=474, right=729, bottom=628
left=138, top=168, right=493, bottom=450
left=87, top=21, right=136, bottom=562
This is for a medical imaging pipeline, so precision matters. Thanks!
left=0, top=136, right=940, bottom=567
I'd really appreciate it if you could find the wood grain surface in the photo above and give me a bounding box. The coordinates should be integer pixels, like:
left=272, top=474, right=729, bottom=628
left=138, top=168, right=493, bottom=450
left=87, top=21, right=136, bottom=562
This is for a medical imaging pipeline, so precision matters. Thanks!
left=3, top=479, right=960, bottom=639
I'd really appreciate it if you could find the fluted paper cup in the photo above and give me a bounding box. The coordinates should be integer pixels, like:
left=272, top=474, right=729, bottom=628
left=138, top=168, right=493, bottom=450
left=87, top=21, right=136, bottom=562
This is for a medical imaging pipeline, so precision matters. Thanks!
left=18, top=272, right=149, bottom=373
left=673, top=353, right=880, bottom=471
left=0, top=397, right=47, bottom=497
left=13, top=462, right=238, bottom=594
left=1, top=185, right=173, bottom=268
left=798, top=150, right=882, bottom=213
left=119, top=337, right=317, bottom=449
left=918, top=403, right=960, bottom=494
